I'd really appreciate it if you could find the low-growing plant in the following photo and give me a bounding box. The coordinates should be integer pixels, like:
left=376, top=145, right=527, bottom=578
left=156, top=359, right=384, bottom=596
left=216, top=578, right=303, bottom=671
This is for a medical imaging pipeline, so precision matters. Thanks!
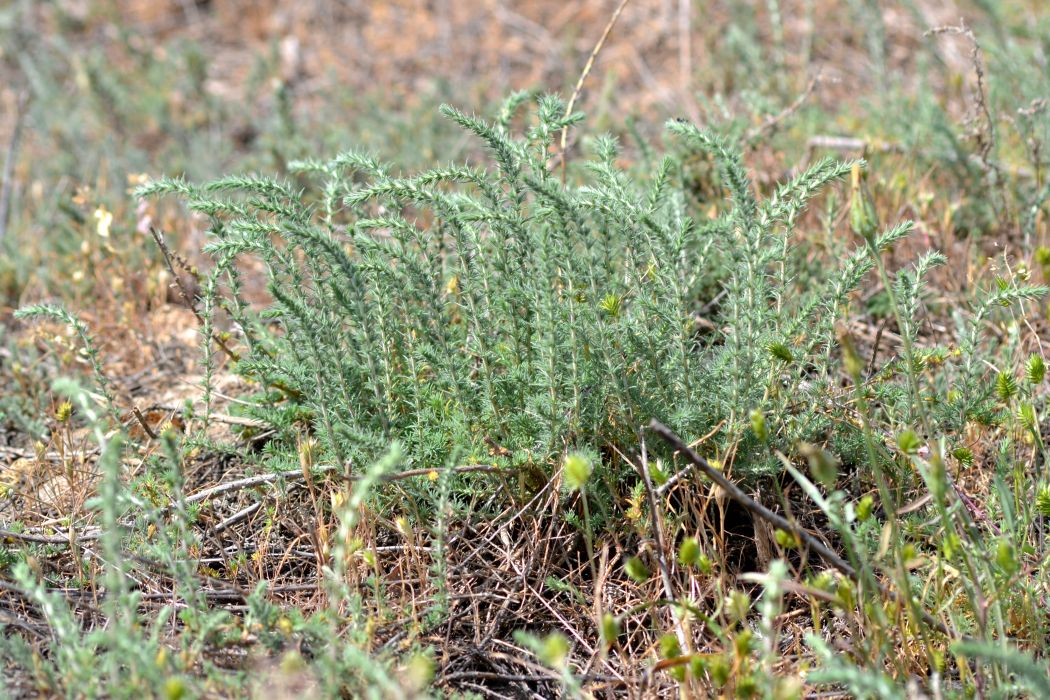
left=136, top=94, right=896, bottom=489
left=8, top=2, right=1050, bottom=691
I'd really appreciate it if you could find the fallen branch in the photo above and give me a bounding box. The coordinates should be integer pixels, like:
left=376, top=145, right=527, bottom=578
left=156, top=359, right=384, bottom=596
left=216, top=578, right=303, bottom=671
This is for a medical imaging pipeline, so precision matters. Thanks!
left=0, top=527, right=101, bottom=545
left=647, top=418, right=959, bottom=640
left=647, top=419, right=854, bottom=576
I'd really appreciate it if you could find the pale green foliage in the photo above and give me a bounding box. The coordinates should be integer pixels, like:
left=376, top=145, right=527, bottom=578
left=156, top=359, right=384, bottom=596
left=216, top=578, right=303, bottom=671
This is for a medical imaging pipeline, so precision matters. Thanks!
left=14, top=305, right=121, bottom=422
left=139, top=96, right=869, bottom=479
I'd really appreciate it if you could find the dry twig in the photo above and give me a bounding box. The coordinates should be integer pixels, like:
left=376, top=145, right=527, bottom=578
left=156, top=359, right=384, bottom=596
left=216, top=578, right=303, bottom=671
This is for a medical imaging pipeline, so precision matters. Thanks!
left=559, top=0, right=632, bottom=184
left=647, top=418, right=959, bottom=640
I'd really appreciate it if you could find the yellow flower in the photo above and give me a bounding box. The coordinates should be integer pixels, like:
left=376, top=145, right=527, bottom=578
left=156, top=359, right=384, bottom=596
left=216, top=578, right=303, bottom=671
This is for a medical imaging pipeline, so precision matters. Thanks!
left=55, top=401, right=73, bottom=423
left=94, top=205, right=113, bottom=238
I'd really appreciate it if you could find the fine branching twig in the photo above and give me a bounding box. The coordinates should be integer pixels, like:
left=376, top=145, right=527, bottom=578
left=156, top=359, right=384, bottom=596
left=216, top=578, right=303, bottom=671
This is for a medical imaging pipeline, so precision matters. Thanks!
left=559, top=0, right=631, bottom=184
left=745, top=72, right=821, bottom=144
left=149, top=226, right=241, bottom=362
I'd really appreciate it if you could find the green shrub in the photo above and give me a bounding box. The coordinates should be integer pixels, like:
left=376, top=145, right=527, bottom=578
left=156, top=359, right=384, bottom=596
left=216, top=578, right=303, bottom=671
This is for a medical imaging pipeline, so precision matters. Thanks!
left=138, top=94, right=879, bottom=481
